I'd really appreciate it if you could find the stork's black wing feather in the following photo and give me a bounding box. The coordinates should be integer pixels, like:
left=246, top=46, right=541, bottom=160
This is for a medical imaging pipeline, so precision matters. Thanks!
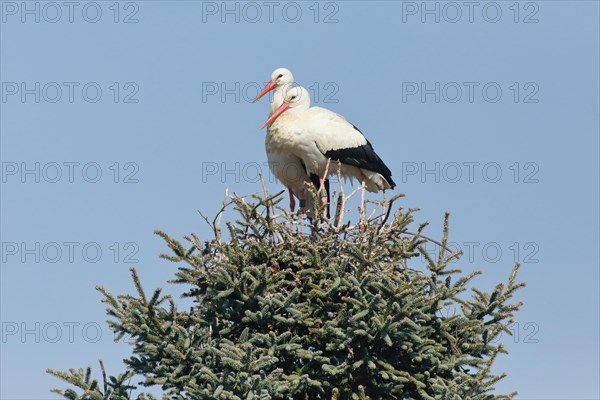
left=323, top=125, right=396, bottom=188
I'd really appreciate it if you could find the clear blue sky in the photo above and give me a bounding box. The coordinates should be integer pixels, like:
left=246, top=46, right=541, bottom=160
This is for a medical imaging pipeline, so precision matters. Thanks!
left=1, top=1, right=598, bottom=398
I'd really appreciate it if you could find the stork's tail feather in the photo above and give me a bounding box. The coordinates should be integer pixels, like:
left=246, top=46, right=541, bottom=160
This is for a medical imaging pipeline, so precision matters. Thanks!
left=360, top=169, right=396, bottom=193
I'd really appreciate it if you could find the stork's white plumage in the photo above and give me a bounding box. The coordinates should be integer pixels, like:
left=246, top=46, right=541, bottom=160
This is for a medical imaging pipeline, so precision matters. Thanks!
left=253, top=68, right=322, bottom=216
left=262, top=86, right=396, bottom=193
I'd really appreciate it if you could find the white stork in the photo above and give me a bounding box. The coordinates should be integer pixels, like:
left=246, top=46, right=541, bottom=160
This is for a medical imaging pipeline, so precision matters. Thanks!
left=261, top=86, right=396, bottom=199
left=252, top=67, right=294, bottom=114
left=253, top=68, right=329, bottom=217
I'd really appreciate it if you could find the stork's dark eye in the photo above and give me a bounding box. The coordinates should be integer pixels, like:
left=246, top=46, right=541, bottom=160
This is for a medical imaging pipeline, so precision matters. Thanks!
left=277, top=74, right=283, bottom=79
left=291, top=95, right=296, bottom=100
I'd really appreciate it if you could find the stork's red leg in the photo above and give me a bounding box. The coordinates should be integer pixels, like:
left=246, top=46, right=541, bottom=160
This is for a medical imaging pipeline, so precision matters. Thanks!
left=319, top=176, right=329, bottom=219
left=297, top=189, right=305, bottom=234
left=299, top=189, right=306, bottom=214
left=287, top=187, right=296, bottom=232
left=308, top=173, right=330, bottom=221
left=288, top=187, right=296, bottom=213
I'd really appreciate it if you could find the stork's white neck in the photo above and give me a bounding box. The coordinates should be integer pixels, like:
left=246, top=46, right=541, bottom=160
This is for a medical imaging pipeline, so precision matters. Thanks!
left=270, top=83, right=294, bottom=114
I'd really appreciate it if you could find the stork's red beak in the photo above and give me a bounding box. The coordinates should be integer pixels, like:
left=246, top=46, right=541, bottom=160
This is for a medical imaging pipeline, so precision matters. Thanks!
left=252, top=80, right=277, bottom=103
left=261, top=102, right=289, bottom=129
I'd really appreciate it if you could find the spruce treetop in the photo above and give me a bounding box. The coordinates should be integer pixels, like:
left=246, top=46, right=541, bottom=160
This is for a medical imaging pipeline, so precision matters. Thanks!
left=48, top=185, right=525, bottom=399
